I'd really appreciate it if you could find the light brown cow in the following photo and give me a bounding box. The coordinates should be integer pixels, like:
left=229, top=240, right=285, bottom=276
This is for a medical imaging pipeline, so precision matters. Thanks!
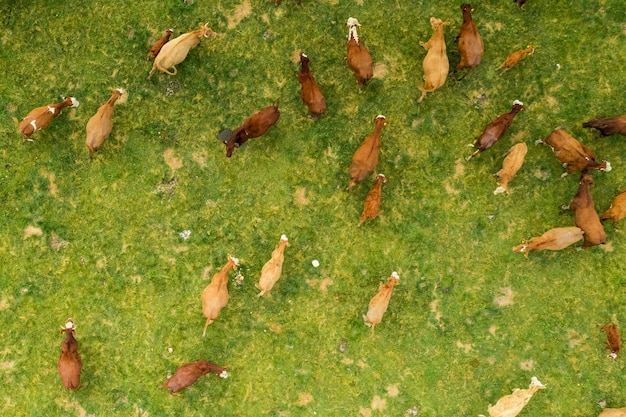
left=567, top=172, right=606, bottom=248
left=487, top=377, right=546, bottom=417
left=494, top=142, right=527, bottom=194
left=257, top=235, right=290, bottom=297
left=346, top=17, right=373, bottom=89
left=148, top=23, right=221, bottom=79
left=297, top=52, right=326, bottom=117
left=583, top=114, right=626, bottom=138
left=512, top=227, right=584, bottom=258
left=347, top=115, right=388, bottom=191
left=540, top=128, right=611, bottom=176
left=160, top=360, right=228, bottom=397
left=363, top=272, right=399, bottom=334
left=358, top=174, right=387, bottom=227
left=497, top=46, right=534, bottom=74
left=201, top=255, right=239, bottom=336
left=600, top=189, right=626, bottom=226
left=85, top=88, right=125, bottom=160
left=418, top=17, right=450, bottom=103
left=599, top=408, right=626, bottom=417
left=467, top=100, right=524, bottom=160
left=147, top=28, right=174, bottom=60
left=19, top=96, right=79, bottom=141
left=455, top=4, right=483, bottom=80
left=58, top=318, right=83, bottom=390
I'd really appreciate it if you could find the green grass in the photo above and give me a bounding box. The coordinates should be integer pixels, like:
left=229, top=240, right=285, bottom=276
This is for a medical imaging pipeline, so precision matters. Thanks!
left=1, top=0, right=626, bottom=415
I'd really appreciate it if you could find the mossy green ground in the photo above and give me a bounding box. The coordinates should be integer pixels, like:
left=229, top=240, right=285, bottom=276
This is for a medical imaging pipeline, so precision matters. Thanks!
left=1, top=0, right=625, bottom=416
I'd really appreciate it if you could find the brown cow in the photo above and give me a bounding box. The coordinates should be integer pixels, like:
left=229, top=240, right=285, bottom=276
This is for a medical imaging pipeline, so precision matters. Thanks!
left=494, top=142, right=527, bottom=194
left=513, top=0, right=528, bottom=7
left=19, top=96, right=79, bottom=141
left=358, top=174, right=387, bottom=227
left=85, top=88, right=125, bottom=160
left=297, top=52, right=326, bottom=117
left=223, top=101, right=280, bottom=157
left=467, top=100, right=524, bottom=160
left=346, top=17, right=373, bottom=89
left=160, top=360, right=228, bottom=397
left=58, top=318, right=83, bottom=390
left=147, top=28, right=174, bottom=60
left=512, top=227, right=584, bottom=258
left=598, top=409, right=626, bottom=417
left=455, top=4, right=483, bottom=80
left=256, top=235, right=290, bottom=297
left=363, top=272, right=399, bottom=334
left=201, top=255, right=239, bottom=336
left=600, top=323, right=621, bottom=359
left=418, top=17, right=450, bottom=104
left=567, top=172, right=606, bottom=248
left=497, top=46, right=534, bottom=74
left=540, top=128, right=611, bottom=176
left=148, top=23, right=221, bottom=79
left=346, top=115, right=388, bottom=191
left=600, top=189, right=626, bottom=226
left=583, top=114, right=626, bottom=138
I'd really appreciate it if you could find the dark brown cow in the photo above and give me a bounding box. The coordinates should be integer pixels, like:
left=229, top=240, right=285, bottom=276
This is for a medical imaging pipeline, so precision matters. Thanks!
left=160, top=360, right=228, bottom=397
left=467, top=100, right=524, bottom=160
left=346, top=17, right=373, bottom=89
left=297, top=52, right=326, bottom=117
left=583, top=114, right=626, bottom=138
left=567, top=172, right=606, bottom=248
left=347, top=115, right=387, bottom=191
left=58, top=318, right=83, bottom=390
left=19, top=96, right=79, bottom=141
left=223, top=101, right=280, bottom=157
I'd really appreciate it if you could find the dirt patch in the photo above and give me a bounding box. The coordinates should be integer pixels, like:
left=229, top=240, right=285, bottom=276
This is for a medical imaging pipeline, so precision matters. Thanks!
left=371, top=395, right=387, bottom=411
left=445, top=182, right=459, bottom=195
left=41, top=170, right=57, bottom=196
left=24, top=225, right=42, bottom=239
left=294, top=187, right=310, bottom=205
left=453, top=158, right=465, bottom=178
left=227, top=1, right=252, bottom=30
left=372, top=62, right=387, bottom=79
left=305, top=278, right=333, bottom=292
left=295, top=392, right=313, bottom=406
left=163, top=149, right=182, bottom=171
left=489, top=325, right=497, bottom=336
left=520, top=359, right=534, bottom=371
left=359, top=408, right=372, bottom=417
left=494, top=287, right=515, bottom=307
left=192, top=150, right=207, bottom=166
left=600, top=242, right=614, bottom=252
left=456, top=340, right=473, bottom=353
left=567, top=328, right=588, bottom=349
left=386, top=384, right=399, bottom=396
left=0, top=361, right=15, bottom=370
left=152, top=177, right=178, bottom=198
left=50, top=233, right=69, bottom=251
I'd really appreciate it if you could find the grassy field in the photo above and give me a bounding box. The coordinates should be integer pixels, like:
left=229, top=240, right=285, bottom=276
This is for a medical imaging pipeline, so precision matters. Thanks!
left=1, top=0, right=625, bottom=416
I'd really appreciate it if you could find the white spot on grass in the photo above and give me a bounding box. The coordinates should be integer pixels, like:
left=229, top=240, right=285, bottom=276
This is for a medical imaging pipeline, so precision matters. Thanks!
left=179, top=230, right=191, bottom=240
left=312, top=259, right=320, bottom=267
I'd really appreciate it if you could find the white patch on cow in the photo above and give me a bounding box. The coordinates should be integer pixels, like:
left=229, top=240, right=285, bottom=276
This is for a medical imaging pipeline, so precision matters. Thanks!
left=604, top=161, right=612, bottom=172
left=70, top=97, right=79, bottom=107
left=513, top=100, right=523, bottom=107
left=229, top=255, right=240, bottom=266
left=376, top=115, right=386, bottom=120
left=391, top=271, right=399, bottom=280
left=493, top=186, right=506, bottom=195
left=30, top=120, right=38, bottom=131
left=347, top=18, right=361, bottom=44
left=280, top=234, right=288, bottom=241
left=47, top=106, right=56, bottom=114
left=301, top=53, right=308, bottom=59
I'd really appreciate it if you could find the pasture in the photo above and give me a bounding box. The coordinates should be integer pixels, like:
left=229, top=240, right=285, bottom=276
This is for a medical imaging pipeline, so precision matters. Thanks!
left=1, top=0, right=625, bottom=415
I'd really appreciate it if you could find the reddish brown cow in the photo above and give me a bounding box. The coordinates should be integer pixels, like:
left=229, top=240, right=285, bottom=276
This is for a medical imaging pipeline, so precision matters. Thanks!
left=467, top=100, right=524, bottom=160
left=567, top=172, right=606, bottom=248
left=19, top=96, right=79, bottom=141
left=358, top=174, right=387, bottom=227
left=583, top=114, right=626, bottom=138
left=58, top=318, right=83, bottom=390
left=346, top=17, right=373, bottom=89
left=600, top=189, right=626, bottom=226
left=160, top=360, right=228, bottom=397
left=147, top=28, right=174, bottom=60
left=497, top=46, right=534, bottom=74
left=541, top=128, right=611, bottom=176
left=600, top=323, right=621, bottom=359
left=347, top=115, right=388, bottom=191
left=297, top=52, right=326, bottom=117
left=223, top=101, right=280, bottom=157
left=455, top=4, right=483, bottom=79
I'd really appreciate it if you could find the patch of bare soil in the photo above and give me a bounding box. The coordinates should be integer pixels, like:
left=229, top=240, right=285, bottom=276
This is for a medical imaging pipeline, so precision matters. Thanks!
left=227, top=1, right=252, bottom=30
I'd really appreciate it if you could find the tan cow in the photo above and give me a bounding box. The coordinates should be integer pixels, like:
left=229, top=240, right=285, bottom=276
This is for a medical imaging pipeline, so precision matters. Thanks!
left=418, top=17, right=450, bottom=103
left=494, top=142, right=527, bottom=194
left=201, top=255, right=239, bottom=336
left=512, top=227, right=584, bottom=258
left=363, top=272, right=399, bottom=333
left=257, top=235, right=290, bottom=297
left=540, top=128, right=611, bottom=176
left=487, top=377, right=546, bottom=417
left=601, top=189, right=626, bottom=226
left=85, top=88, right=125, bottom=160
left=599, top=408, right=626, bottom=417
left=497, top=46, right=534, bottom=74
